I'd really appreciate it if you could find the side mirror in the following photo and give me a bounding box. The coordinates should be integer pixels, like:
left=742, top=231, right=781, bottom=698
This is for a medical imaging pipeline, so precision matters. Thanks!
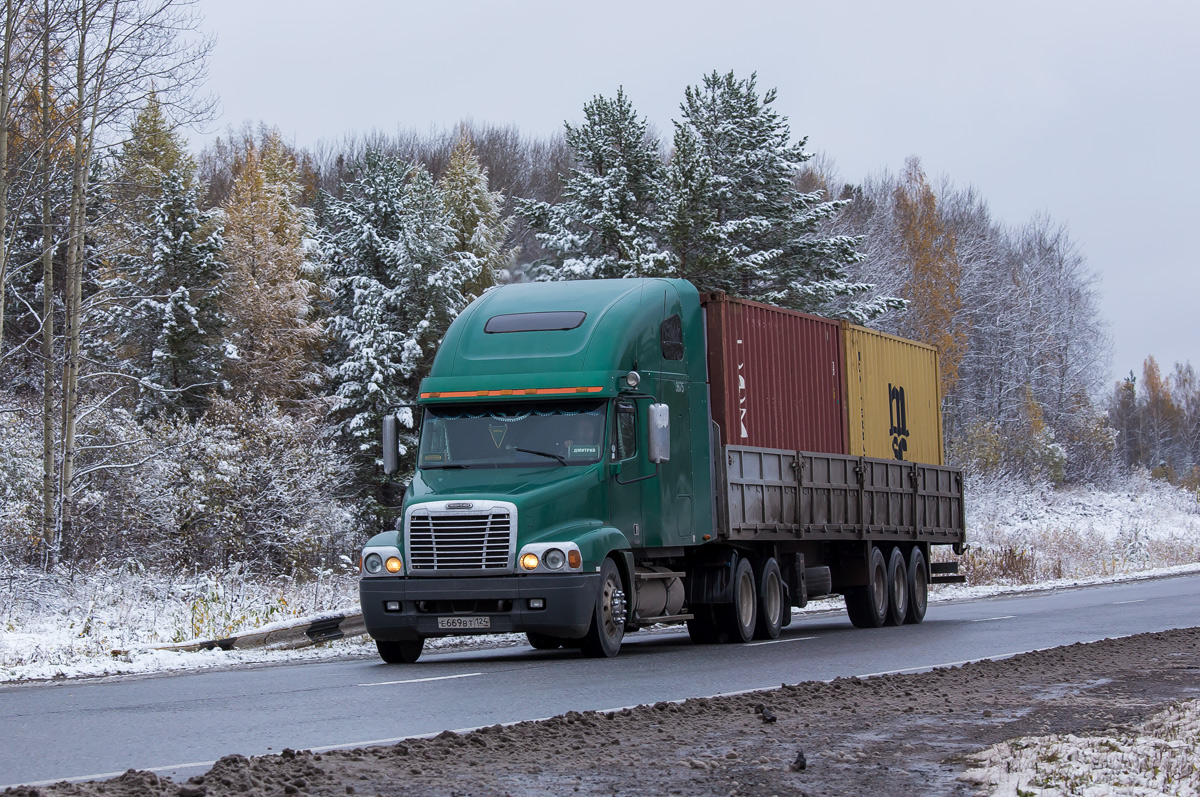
left=382, top=414, right=400, bottom=475
left=648, top=403, right=670, bottom=463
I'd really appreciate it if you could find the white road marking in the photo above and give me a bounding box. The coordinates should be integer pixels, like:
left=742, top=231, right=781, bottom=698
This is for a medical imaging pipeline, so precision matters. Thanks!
left=1113, top=599, right=1145, bottom=605
left=970, top=615, right=1016, bottom=622
left=747, top=636, right=816, bottom=646
left=358, top=672, right=482, bottom=687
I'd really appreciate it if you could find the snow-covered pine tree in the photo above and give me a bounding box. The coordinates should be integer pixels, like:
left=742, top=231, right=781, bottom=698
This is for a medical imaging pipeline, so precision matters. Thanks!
left=321, top=152, right=477, bottom=469
left=106, top=170, right=226, bottom=419
left=112, top=91, right=196, bottom=229
left=439, top=131, right=517, bottom=298
left=667, top=71, right=899, bottom=322
left=220, top=133, right=325, bottom=404
left=518, top=87, right=668, bottom=280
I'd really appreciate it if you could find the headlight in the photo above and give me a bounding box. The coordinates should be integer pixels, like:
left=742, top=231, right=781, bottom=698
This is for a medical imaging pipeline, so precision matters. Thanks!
left=364, top=553, right=383, bottom=574
left=385, top=556, right=403, bottom=573
left=543, top=548, right=566, bottom=570
left=515, top=543, right=583, bottom=572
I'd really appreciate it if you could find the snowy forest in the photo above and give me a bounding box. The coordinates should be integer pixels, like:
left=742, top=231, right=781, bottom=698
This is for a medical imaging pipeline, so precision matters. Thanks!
left=0, top=0, right=1193, bottom=579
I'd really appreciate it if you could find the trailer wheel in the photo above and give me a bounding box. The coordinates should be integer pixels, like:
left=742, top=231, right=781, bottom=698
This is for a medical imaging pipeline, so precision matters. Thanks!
left=580, top=558, right=626, bottom=658
left=885, top=547, right=908, bottom=626
left=526, top=632, right=564, bottom=650
left=905, top=547, right=929, bottom=625
left=376, top=638, right=424, bottom=664
left=716, top=557, right=757, bottom=643
left=845, top=545, right=889, bottom=628
left=686, top=605, right=720, bottom=644
left=753, top=557, right=784, bottom=640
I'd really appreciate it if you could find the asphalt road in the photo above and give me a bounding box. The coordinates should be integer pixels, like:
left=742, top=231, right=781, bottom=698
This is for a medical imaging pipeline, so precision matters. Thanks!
left=3, top=573, right=1199, bottom=789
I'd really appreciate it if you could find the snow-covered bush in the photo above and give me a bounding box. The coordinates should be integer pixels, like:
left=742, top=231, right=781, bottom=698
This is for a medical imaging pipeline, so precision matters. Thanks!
left=1, top=394, right=361, bottom=574
left=129, top=398, right=359, bottom=572
left=958, top=471, right=1200, bottom=585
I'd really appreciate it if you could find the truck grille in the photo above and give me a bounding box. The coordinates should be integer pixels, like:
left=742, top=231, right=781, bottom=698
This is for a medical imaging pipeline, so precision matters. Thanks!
left=407, top=508, right=514, bottom=573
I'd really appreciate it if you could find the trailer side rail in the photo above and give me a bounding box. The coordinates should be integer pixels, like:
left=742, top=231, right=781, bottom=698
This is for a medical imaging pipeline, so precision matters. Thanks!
left=721, top=446, right=964, bottom=544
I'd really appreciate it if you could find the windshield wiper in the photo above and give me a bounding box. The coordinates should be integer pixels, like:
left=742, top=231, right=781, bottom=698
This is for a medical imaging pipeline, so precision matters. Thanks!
left=515, top=447, right=567, bottom=465
left=422, top=463, right=469, bottom=469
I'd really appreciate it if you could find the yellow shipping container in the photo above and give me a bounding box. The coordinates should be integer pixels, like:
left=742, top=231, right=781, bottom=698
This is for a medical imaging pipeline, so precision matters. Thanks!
left=841, top=323, right=945, bottom=466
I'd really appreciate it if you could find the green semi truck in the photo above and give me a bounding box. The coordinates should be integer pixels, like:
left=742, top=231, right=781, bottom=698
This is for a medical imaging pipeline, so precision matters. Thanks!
left=359, top=278, right=965, bottom=663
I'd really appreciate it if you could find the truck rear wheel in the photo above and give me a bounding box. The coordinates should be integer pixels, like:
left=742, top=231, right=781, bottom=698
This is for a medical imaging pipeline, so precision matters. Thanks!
left=845, top=545, right=889, bottom=628
left=716, top=557, right=757, bottom=643
left=580, top=558, right=626, bottom=658
left=905, top=547, right=929, bottom=625
left=885, top=547, right=908, bottom=626
left=753, top=557, right=783, bottom=640
left=686, top=605, right=720, bottom=643
left=526, top=632, right=564, bottom=650
left=376, top=638, right=424, bottom=664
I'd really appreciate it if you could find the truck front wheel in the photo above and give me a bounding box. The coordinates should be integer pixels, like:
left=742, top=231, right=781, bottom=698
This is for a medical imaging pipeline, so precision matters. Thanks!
left=526, top=632, right=564, bottom=650
left=376, top=638, right=424, bottom=664
left=580, top=558, right=626, bottom=658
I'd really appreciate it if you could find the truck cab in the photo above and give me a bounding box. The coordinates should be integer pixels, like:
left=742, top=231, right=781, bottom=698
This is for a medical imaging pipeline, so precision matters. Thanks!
left=359, top=278, right=711, bottom=662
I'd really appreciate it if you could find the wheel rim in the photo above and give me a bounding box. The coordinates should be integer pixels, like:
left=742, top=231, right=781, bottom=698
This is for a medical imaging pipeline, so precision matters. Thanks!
left=872, top=561, right=887, bottom=616
left=914, top=561, right=928, bottom=610
left=894, top=564, right=908, bottom=615
left=765, top=572, right=781, bottom=626
left=737, top=570, right=755, bottom=628
left=601, top=574, right=626, bottom=639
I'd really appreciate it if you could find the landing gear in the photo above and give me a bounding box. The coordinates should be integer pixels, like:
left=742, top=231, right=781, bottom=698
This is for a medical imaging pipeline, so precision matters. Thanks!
left=376, top=638, right=424, bottom=664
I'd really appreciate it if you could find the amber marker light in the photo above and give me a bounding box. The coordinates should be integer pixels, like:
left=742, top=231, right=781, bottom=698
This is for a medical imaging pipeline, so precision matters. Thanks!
left=385, top=556, right=403, bottom=574
left=520, top=553, right=540, bottom=571
left=567, top=550, right=582, bottom=569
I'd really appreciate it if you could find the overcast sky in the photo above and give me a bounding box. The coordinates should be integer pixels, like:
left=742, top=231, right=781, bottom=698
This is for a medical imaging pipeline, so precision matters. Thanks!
left=194, top=0, right=1198, bottom=386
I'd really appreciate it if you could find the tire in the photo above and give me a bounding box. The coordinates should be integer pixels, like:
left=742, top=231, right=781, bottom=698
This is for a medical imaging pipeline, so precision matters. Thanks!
left=885, top=547, right=908, bottom=627
left=376, top=638, right=424, bottom=664
left=753, top=557, right=784, bottom=640
left=844, top=545, right=889, bottom=628
left=905, top=547, right=929, bottom=625
left=580, top=558, right=627, bottom=658
left=686, top=605, right=719, bottom=644
left=715, top=557, right=757, bottom=643
left=526, top=632, right=564, bottom=650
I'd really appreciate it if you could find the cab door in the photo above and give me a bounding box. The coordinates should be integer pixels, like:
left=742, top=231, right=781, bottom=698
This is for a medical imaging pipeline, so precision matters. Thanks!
left=609, top=397, right=653, bottom=549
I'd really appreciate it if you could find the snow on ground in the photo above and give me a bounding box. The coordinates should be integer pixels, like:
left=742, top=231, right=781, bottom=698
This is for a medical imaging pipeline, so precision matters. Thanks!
left=1, top=474, right=1197, bottom=684
left=961, top=698, right=1200, bottom=796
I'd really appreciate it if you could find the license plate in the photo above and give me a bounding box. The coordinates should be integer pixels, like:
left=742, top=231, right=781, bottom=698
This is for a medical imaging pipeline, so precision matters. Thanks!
left=437, top=616, right=491, bottom=630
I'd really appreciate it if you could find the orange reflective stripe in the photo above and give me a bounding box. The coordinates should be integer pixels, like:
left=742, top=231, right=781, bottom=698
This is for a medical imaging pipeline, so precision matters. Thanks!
left=420, top=386, right=604, bottom=399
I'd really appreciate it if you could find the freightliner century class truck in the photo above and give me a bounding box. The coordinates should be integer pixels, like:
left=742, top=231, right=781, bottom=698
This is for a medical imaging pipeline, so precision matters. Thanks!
left=359, top=278, right=965, bottom=663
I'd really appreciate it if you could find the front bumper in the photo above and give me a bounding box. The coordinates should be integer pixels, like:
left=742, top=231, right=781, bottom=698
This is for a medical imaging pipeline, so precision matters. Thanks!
left=360, top=573, right=600, bottom=642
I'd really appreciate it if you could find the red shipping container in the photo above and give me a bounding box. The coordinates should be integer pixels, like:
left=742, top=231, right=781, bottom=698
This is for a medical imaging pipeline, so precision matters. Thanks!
left=701, top=292, right=848, bottom=454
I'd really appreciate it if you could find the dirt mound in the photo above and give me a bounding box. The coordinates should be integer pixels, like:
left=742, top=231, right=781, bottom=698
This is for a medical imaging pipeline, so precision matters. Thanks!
left=9, top=627, right=1200, bottom=796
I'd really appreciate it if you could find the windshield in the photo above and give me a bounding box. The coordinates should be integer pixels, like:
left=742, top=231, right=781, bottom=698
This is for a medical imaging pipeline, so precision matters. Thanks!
left=418, top=400, right=607, bottom=469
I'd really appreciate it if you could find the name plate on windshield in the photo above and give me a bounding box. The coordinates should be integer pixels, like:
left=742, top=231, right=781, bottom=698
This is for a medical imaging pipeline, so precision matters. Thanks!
left=437, top=616, right=491, bottom=630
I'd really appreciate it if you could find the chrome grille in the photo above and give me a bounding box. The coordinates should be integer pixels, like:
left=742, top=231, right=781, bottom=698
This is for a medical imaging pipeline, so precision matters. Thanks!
left=407, top=508, right=513, bottom=573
